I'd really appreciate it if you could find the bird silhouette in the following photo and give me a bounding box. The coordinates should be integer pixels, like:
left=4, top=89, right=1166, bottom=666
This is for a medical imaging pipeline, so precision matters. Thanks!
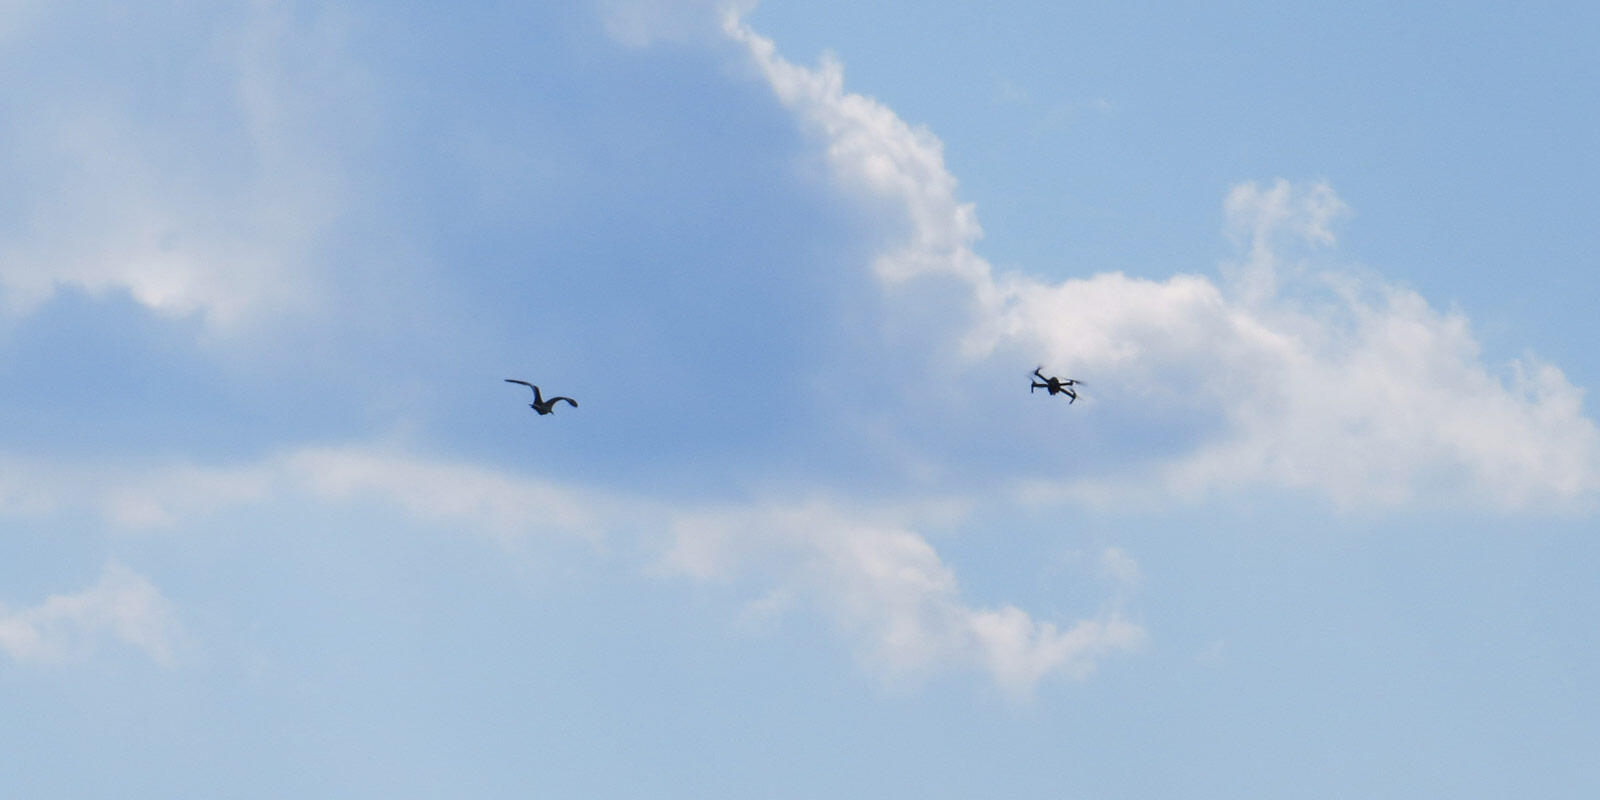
left=505, top=379, right=578, bottom=415
left=1031, top=367, right=1082, bottom=403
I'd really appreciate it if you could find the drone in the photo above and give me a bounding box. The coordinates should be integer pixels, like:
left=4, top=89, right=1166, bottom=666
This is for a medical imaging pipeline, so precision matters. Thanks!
left=1030, top=367, right=1082, bottom=403
left=504, top=379, right=578, bottom=415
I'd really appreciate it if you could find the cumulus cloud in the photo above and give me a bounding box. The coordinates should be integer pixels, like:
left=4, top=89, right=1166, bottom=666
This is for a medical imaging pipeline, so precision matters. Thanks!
left=982, top=189, right=1599, bottom=509
left=0, top=2, right=363, bottom=329
left=0, top=563, right=183, bottom=666
left=721, top=14, right=1600, bottom=510
left=723, top=16, right=991, bottom=291
left=5, top=444, right=1137, bottom=693
left=664, top=501, right=1144, bottom=694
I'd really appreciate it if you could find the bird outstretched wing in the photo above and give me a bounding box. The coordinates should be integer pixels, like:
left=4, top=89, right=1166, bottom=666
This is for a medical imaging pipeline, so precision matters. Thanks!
left=550, top=397, right=578, bottom=408
left=504, top=378, right=537, bottom=393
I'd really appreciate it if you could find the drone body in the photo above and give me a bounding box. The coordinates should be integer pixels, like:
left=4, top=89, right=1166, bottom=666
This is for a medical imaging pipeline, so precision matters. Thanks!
left=1031, top=367, right=1082, bottom=403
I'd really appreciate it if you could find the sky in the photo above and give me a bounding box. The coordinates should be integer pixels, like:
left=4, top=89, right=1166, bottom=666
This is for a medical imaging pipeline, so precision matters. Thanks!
left=2, top=0, right=1598, bottom=796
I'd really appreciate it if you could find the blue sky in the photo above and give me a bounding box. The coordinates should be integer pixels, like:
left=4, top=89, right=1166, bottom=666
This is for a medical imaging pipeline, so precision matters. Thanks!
left=2, top=1, right=1598, bottom=796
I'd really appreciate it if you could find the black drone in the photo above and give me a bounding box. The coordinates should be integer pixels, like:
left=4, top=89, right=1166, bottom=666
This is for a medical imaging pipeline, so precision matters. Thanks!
left=1030, top=367, right=1082, bottom=403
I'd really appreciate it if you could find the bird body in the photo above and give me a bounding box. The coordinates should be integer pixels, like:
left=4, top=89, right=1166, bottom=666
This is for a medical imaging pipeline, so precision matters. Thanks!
left=505, top=379, right=578, bottom=415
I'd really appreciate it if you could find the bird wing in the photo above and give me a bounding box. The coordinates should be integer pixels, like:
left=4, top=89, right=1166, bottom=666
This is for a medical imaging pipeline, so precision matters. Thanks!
left=504, top=379, right=537, bottom=393
left=551, top=397, right=578, bottom=407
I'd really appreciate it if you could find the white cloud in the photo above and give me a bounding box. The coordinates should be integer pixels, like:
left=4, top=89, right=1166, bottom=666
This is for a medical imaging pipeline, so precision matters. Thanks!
left=988, top=214, right=1600, bottom=509
left=1222, top=178, right=1347, bottom=305
left=107, top=446, right=1138, bottom=693
left=721, top=14, right=1600, bottom=510
left=5, top=443, right=1138, bottom=693
left=663, top=501, right=1144, bottom=695
left=0, top=2, right=364, bottom=329
left=724, top=17, right=992, bottom=291
left=0, top=562, right=183, bottom=666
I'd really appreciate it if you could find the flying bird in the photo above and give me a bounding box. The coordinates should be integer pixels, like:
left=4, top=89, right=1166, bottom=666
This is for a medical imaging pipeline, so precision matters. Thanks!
left=505, top=379, right=578, bottom=415
left=1031, top=367, right=1082, bottom=403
